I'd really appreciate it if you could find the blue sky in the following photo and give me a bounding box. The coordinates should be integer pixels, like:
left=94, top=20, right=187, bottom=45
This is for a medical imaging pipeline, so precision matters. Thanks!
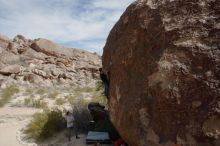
left=0, top=0, right=134, bottom=54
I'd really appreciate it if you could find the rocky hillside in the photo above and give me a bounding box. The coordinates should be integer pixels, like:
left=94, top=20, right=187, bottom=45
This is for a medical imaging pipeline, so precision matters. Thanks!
left=0, top=34, right=101, bottom=88
left=102, top=0, right=220, bottom=146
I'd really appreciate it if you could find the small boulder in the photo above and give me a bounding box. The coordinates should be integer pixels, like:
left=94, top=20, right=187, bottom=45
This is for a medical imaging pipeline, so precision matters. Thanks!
left=0, top=34, right=10, bottom=48
left=0, top=65, right=21, bottom=75
left=24, top=73, right=43, bottom=83
left=32, top=69, right=47, bottom=78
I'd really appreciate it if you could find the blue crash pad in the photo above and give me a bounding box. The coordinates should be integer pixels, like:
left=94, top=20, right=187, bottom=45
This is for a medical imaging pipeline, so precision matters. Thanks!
left=86, top=131, right=111, bottom=144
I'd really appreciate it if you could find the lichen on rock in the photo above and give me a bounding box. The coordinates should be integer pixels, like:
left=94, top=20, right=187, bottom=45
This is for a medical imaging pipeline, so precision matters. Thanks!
left=102, top=0, right=220, bottom=146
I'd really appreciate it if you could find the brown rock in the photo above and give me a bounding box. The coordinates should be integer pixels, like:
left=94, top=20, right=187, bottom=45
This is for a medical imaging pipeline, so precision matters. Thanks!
left=0, top=46, right=4, bottom=54
left=0, top=34, right=101, bottom=87
left=23, top=48, right=47, bottom=60
left=0, top=65, right=21, bottom=75
left=30, top=38, right=73, bottom=57
left=203, top=116, right=220, bottom=139
left=7, top=42, right=18, bottom=54
left=0, top=34, right=10, bottom=48
left=32, top=69, right=47, bottom=78
left=102, top=0, right=220, bottom=146
left=24, top=73, right=43, bottom=83
left=14, top=35, right=26, bottom=42
left=0, top=51, right=20, bottom=64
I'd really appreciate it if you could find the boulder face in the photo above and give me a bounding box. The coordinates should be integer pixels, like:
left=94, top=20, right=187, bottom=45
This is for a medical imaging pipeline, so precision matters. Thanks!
left=102, top=0, right=220, bottom=146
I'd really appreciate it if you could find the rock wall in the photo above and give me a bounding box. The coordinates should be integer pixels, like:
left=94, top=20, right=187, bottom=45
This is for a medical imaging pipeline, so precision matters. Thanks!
left=102, top=0, right=220, bottom=146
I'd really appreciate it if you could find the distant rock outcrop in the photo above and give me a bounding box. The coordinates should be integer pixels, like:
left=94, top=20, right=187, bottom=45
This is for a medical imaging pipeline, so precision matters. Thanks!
left=102, top=0, right=220, bottom=146
left=31, top=38, right=70, bottom=57
left=0, top=34, right=10, bottom=48
left=0, top=34, right=101, bottom=88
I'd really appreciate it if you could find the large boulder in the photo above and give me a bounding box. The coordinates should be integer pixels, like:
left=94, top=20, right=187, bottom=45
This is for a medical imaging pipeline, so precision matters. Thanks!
left=102, top=0, right=220, bottom=146
left=31, top=38, right=74, bottom=57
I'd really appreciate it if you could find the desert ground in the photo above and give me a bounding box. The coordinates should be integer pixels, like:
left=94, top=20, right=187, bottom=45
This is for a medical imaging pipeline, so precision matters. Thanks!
left=0, top=104, right=112, bottom=146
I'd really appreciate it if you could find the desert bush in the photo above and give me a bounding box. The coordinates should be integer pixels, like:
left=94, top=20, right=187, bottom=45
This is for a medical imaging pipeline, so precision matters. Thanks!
left=24, top=98, right=32, bottom=106
left=65, top=94, right=76, bottom=104
left=24, top=98, right=47, bottom=109
left=25, top=88, right=34, bottom=95
left=0, top=85, right=20, bottom=107
left=47, top=91, right=59, bottom=99
left=95, top=79, right=104, bottom=93
left=92, top=80, right=107, bottom=106
left=36, top=88, right=45, bottom=95
left=33, top=99, right=47, bottom=109
left=74, top=91, right=83, bottom=98
left=70, top=98, right=92, bottom=133
left=55, top=98, right=66, bottom=105
left=80, top=86, right=94, bottom=93
left=91, top=94, right=107, bottom=106
left=75, top=86, right=94, bottom=93
left=24, top=109, right=65, bottom=141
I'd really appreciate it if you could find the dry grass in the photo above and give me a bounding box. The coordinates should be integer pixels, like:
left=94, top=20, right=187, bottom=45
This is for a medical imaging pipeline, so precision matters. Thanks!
left=24, top=109, right=65, bottom=141
left=0, top=85, right=20, bottom=107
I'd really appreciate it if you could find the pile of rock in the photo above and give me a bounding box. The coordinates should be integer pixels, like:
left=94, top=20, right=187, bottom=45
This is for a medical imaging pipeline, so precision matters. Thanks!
left=0, top=34, right=101, bottom=88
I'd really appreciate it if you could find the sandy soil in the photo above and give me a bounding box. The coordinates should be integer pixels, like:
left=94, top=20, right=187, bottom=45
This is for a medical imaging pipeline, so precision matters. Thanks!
left=0, top=105, right=113, bottom=146
left=38, top=133, right=113, bottom=146
left=0, top=106, right=40, bottom=146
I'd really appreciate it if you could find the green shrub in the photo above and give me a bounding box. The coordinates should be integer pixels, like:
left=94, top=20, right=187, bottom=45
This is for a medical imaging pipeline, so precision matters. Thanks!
left=92, top=80, right=107, bottom=106
left=74, top=91, right=83, bottom=98
left=0, top=85, right=20, bottom=107
left=91, top=94, right=107, bottom=106
left=33, top=99, right=47, bottom=109
left=24, top=98, right=47, bottom=109
left=70, top=98, right=92, bottom=133
left=25, top=88, right=33, bottom=95
left=36, top=88, right=45, bottom=95
left=55, top=98, right=66, bottom=105
left=24, top=109, right=65, bottom=141
left=47, top=91, right=59, bottom=99
left=65, top=95, right=77, bottom=105
left=80, top=86, right=94, bottom=93
left=95, top=80, right=104, bottom=93
left=75, top=86, right=94, bottom=93
left=24, top=98, right=32, bottom=106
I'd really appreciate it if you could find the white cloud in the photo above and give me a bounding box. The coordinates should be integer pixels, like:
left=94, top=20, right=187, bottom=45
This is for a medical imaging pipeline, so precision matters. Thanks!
left=93, top=0, right=133, bottom=9
left=0, top=0, right=135, bottom=54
